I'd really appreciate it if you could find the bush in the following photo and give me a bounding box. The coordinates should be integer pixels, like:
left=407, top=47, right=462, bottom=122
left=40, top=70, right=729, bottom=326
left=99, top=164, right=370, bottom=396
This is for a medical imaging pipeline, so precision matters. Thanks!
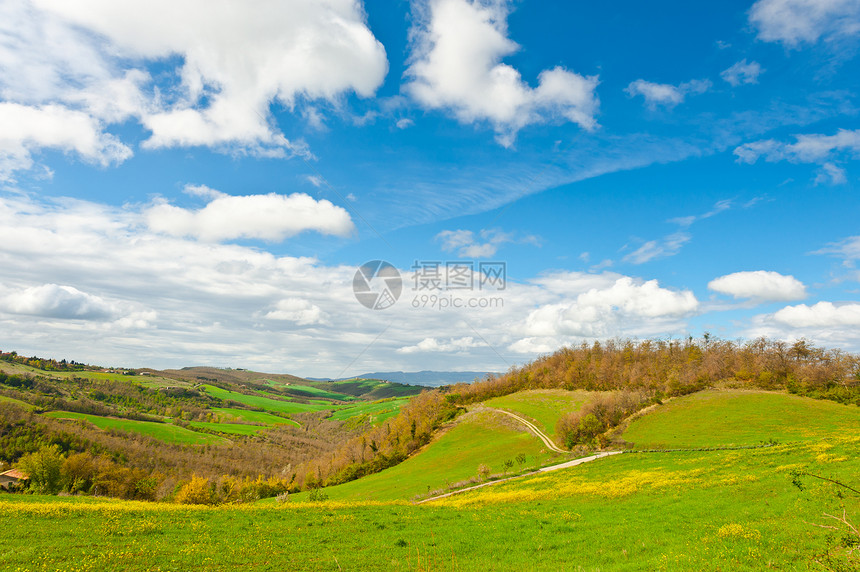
left=18, top=445, right=65, bottom=494
left=174, top=475, right=215, bottom=505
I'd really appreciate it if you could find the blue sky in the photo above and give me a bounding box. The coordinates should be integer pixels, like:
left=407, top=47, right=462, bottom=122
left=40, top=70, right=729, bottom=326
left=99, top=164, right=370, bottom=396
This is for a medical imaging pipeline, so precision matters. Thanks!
left=1, top=0, right=859, bottom=376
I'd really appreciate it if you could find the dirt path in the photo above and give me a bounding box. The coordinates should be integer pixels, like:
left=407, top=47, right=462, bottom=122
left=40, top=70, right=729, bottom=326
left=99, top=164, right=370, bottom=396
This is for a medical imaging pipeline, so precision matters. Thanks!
left=416, top=451, right=622, bottom=504
left=490, top=408, right=567, bottom=453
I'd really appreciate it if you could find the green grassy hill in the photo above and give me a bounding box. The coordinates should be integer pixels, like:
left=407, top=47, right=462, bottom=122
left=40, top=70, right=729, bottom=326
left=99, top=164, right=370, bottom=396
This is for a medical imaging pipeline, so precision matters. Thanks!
left=43, top=411, right=229, bottom=445
left=484, top=388, right=591, bottom=440
left=621, top=389, right=860, bottom=449
left=293, top=407, right=563, bottom=502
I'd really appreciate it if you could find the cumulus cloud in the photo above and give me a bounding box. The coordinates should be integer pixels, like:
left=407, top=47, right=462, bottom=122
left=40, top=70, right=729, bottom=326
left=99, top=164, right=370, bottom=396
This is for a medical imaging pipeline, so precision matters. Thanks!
left=0, top=0, right=388, bottom=177
left=625, top=78, right=711, bottom=110
left=720, top=60, right=764, bottom=86
left=145, top=192, right=355, bottom=242
left=0, top=194, right=710, bottom=372
left=734, top=128, right=860, bottom=183
left=406, top=0, right=599, bottom=146
left=396, top=336, right=482, bottom=354
left=773, top=301, right=860, bottom=326
left=0, top=103, right=132, bottom=180
left=519, top=275, right=698, bottom=341
left=2, top=284, right=117, bottom=320
left=263, top=298, right=325, bottom=325
left=749, top=0, right=860, bottom=47
left=708, top=270, right=807, bottom=301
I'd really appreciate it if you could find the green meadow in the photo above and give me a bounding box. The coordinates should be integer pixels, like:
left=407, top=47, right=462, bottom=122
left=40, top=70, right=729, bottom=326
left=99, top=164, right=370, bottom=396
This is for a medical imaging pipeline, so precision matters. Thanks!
left=484, top=389, right=591, bottom=439
left=209, top=407, right=298, bottom=426
left=298, top=409, right=561, bottom=502
left=276, top=383, right=355, bottom=401
left=1, top=435, right=857, bottom=571
left=622, top=389, right=860, bottom=449
left=201, top=385, right=334, bottom=414
left=42, top=411, right=228, bottom=445
left=326, top=397, right=411, bottom=425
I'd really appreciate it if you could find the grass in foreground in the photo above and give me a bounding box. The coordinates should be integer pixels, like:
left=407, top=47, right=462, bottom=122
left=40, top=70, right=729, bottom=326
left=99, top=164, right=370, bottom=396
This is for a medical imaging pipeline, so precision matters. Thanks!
left=622, top=389, right=860, bottom=449
left=1, top=436, right=857, bottom=571
left=42, top=411, right=228, bottom=445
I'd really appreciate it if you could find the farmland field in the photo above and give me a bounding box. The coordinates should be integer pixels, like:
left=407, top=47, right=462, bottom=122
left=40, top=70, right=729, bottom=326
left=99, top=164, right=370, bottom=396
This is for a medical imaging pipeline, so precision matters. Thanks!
left=201, top=385, right=334, bottom=414
left=43, top=411, right=228, bottom=445
left=326, top=397, right=410, bottom=425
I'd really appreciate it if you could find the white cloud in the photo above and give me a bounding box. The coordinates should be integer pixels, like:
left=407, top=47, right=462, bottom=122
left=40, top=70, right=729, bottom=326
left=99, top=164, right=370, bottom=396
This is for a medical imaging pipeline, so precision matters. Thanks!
left=0, top=195, right=710, bottom=373
left=1, top=283, right=117, bottom=320
left=815, top=235, right=860, bottom=260
left=396, top=336, right=481, bottom=354
left=436, top=228, right=522, bottom=258
left=145, top=192, right=355, bottom=242
left=406, top=0, right=599, bottom=146
left=396, top=118, right=415, bottom=129
left=708, top=270, right=807, bottom=301
left=182, top=184, right=225, bottom=200
left=721, top=59, right=764, bottom=86
left=519, top=275, right=698, bottom=341
left=749, top=0, right=860, bottom=47
left=625, top=78, right=711, bottom=110
left=0, top=0, right=388, bottom=176
left=734, top=128, right=860, bottom=183
left=263, top=298, right=325, bottom=326
left=0, top=102, right=132, bottom=180
left=815, top=162, right=848, bottom=184
left=622, top=232, right=691, bottom=264
left=773, top=301, right=860, bottom=327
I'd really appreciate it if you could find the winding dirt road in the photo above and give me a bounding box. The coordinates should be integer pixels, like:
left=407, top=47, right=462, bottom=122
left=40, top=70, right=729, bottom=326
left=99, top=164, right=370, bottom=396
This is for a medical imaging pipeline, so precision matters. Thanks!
left=415, top=407, right=621, bottom=504
left=491, top=408, right=567, bottom=453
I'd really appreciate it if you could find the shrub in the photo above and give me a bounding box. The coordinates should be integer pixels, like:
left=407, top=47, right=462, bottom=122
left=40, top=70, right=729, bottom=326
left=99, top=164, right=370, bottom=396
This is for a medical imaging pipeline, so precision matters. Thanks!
left=18, top=445, right=65, bottom=494
left=174, top=475, right=215, bottom=505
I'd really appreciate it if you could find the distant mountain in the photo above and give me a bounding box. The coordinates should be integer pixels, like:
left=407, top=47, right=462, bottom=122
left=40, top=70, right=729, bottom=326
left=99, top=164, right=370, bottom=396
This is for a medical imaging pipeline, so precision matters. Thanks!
left=308, top=371, right=496, bottom=387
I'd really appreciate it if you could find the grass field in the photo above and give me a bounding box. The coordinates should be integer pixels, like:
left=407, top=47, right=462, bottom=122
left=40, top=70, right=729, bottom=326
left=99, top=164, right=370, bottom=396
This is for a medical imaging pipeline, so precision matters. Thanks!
left=484, top=389, right=591, bottom=439
left=209, top=407, right=297, bottom=425
left=622, top=389, right=860, bottom=449
left=187, top=407, right=300, bottom=434
left=275, top=383, right=355, bottom=401
left=1, top=433, right=857, bottom=570
left=43, top=411, right=228, bottom=445
left=299, top=409, right=561, bottom=502
left=201, top=385, right=334, bottom=414
left=326, top=397, right=410, bottom=425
